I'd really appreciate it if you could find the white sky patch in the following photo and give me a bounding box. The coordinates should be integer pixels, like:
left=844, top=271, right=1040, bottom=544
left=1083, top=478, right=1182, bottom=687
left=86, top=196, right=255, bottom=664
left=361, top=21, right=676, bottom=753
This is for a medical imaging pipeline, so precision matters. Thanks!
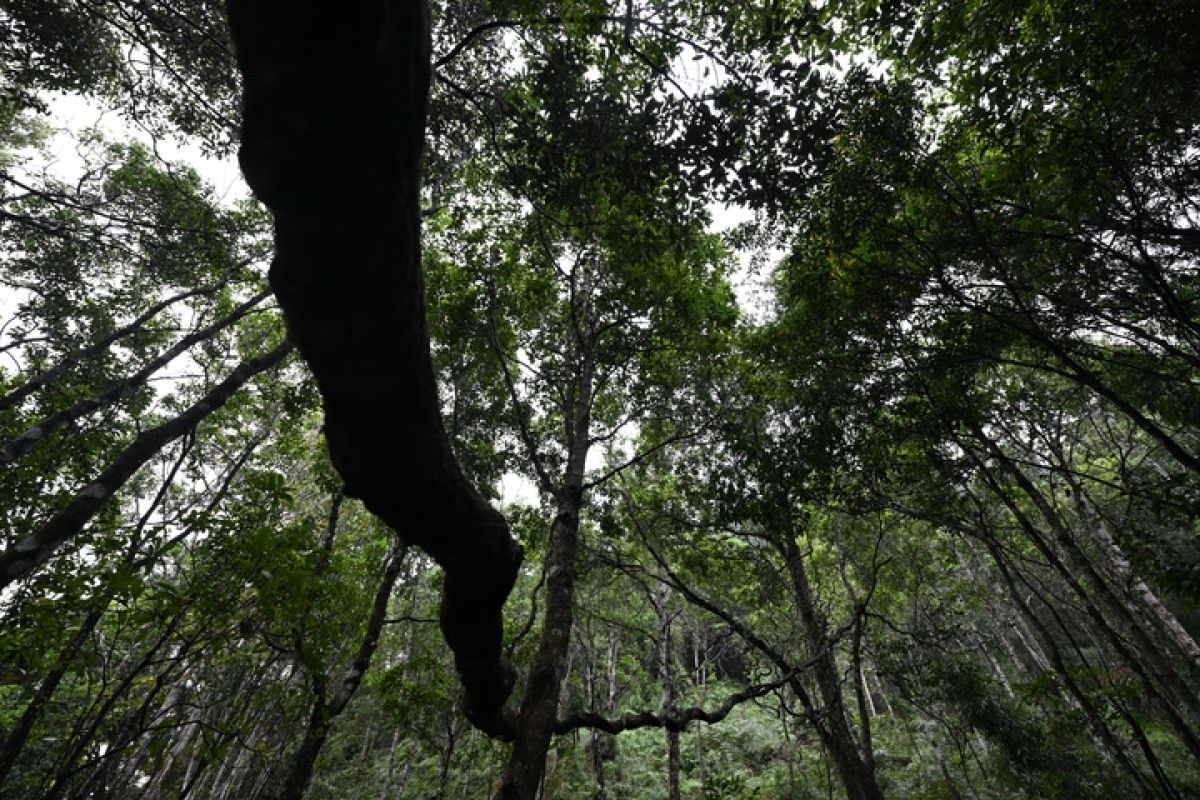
left=707, top=202, right=783, bottom=324
left=40, top=92, right=248, bottom=205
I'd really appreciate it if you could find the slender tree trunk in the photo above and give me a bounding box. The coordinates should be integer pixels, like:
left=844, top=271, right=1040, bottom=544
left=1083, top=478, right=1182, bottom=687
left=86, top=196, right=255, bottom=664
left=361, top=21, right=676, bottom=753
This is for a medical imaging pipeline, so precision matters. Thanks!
left=984, top=538, right=1161, bottom=799
left=495, top=485, right=583, bottom=799
left=652, top=582, right=681, bottom=800
left=0, top=340, right=293, bottom=587
left=43, top=612, right=193, bottom=800
left=696, top=645, right=707, bottom=798
left=273, top=539, right=408, bottom=800
left=379, top=728, right=401, bottom=800
left=436, top=716, right=460, bottom=799
left=779, top=530, right=883, bottom=800
left=494, top=325, right=594, bottom=798
left=653, top=581, right=682, bottom=800
left=144, top=713, right=200, bottom=800
left=871, top=672, right=893, bottom=716
left=967, top=435, right=1200, bottom=760
left=1067, top=481, right=1200, bottom=669
left=606, top=634, right=622, bottom=794
left=0, top=289, right=270, bottom=466
left=582, top=634, right=608, bottom=800
left=0, top=272, right=238, bottom=414
left=0, top=602, right=105, bottom=788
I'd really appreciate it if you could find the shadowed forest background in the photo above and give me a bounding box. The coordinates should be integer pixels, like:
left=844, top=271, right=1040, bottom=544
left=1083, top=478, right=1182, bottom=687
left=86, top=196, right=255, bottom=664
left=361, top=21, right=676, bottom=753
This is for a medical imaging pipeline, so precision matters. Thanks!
left=1, top=1, right=1199, bottom=798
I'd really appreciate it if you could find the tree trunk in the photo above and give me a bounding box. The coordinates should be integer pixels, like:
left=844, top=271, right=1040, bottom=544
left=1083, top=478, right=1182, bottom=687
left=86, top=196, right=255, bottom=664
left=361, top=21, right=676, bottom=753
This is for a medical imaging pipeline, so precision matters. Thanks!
left=0, top=341, right=293, bottom=587
left=0, top=603, right=105, bottom=788
left=984, top=538, right=1162, bottom=799
left=493, top=275, right=595, bottom=797
left=0, top=273, right=236, bottom=414
left=494, top=486, right=583, bottom=799
left=1068, top=482, right=1200, bottom=669
left=379, top=729, right=401, bottom=800
left=226, top=0, right=522, bottom=722
left=273, top=539, right=408, bottom=800
left=654, top=581, right=682, bottom=800
left=0, top=288, right=269, bottom=466
left=966, top=432, right=1200, bottom=761
left=779, top=531, right=883, bottom=800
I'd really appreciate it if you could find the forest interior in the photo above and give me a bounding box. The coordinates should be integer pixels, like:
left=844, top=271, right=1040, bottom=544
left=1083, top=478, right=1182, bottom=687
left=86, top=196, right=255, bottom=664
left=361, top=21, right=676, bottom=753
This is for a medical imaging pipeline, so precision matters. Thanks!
left=1, top=0, right=1199, bottom=799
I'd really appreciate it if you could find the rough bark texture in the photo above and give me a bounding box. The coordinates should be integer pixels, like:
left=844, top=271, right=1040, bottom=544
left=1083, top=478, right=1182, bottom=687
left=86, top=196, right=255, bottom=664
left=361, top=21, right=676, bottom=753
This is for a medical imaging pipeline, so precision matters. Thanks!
left=496, top=487, right=582, bottom=799
left=225, top=0, right=523, bottom=720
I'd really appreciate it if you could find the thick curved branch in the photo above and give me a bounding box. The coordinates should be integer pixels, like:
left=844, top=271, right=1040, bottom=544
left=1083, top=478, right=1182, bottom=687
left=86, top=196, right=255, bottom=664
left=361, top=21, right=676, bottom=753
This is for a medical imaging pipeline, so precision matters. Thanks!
left=226, top=0, right=523, bottom=721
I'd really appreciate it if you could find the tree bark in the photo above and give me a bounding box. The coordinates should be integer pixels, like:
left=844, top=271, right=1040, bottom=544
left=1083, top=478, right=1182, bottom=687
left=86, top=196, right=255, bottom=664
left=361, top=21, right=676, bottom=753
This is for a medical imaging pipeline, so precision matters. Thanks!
left=273, top=539, right=408, bottom=800
left=0, top=272, right=236, bottom=414
left=225, top=0, right=522, bottom=721
left=494, top=485, right=583, bottom=799
left=0, top=340, right=292, bottom=587
left=1067, top=480, right=1200, bottom=670
left=654, top=581, right=682, bottom=800
left=0, top=288, right=269, bottom=467
left=984, top=540, right=1162, bottom=800
left=779, top=530, right=883, bottom=800
left=0, top=603, right=105, bottom=788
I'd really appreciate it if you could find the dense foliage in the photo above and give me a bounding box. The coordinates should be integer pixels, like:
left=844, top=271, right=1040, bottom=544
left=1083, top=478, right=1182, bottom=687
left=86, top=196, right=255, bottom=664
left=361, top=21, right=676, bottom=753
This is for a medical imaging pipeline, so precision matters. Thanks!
left=1, top=1, right=1197, bottom=798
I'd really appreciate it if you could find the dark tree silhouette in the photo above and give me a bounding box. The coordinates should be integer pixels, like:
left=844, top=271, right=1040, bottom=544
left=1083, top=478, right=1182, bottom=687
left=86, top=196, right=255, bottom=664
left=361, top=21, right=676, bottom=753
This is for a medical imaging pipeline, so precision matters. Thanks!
left=225, top=0, right=522, bottom=724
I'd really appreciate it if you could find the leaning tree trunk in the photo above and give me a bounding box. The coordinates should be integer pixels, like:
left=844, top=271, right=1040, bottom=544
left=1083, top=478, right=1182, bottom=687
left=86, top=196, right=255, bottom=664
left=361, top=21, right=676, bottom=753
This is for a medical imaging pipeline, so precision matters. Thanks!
left=779, top=529, right=883, bottom=800
left=0, top=288, right=269, bottom=467
left=225, top=0, right=522, bottom=723
left=0, top=341, right=292, bottom=586
left=274, top=540, right=408, bottom=800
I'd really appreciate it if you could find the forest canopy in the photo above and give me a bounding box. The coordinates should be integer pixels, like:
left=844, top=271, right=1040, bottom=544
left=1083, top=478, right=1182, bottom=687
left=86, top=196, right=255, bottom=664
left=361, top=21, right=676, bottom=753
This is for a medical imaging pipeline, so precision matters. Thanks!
left=1, top=1, right=1198, bottom=799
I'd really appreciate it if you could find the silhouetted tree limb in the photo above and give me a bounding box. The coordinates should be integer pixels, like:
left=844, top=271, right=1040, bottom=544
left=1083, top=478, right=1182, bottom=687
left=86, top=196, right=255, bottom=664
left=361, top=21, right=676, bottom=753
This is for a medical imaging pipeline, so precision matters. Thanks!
left=225, top=0, right=523, bottom=722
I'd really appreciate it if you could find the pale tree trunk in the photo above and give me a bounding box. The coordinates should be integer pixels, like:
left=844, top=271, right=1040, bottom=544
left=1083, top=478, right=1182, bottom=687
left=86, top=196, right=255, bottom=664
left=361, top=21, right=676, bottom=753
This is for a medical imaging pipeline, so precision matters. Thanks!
left=966, top=432, right=1200, bottom=763
left=379, top=729, right=401, bottom=800
left=871, top=672, right=893, bottom=716
left=1068, top=482, right=1200, bottom=669
left=859, top=667, right=876, bottom=717
left=605, top=634, right=623, bottom=793
left=582, top=632, right=610, bottom=799
left=144, top=714, right=200, bottom=800
left=971, top=630, right=1015, bottom=699
left=653, top=581, right=682, bottom=800
left=696, top=644, right=707, bottom=798
left=983, top=537, right=1163, bottom=799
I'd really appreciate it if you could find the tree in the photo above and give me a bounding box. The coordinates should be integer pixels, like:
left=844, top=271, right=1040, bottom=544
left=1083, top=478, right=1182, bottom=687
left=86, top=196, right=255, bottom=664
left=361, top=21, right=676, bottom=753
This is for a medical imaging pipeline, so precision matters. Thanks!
left=3, top=0, right=1200, bottom=798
